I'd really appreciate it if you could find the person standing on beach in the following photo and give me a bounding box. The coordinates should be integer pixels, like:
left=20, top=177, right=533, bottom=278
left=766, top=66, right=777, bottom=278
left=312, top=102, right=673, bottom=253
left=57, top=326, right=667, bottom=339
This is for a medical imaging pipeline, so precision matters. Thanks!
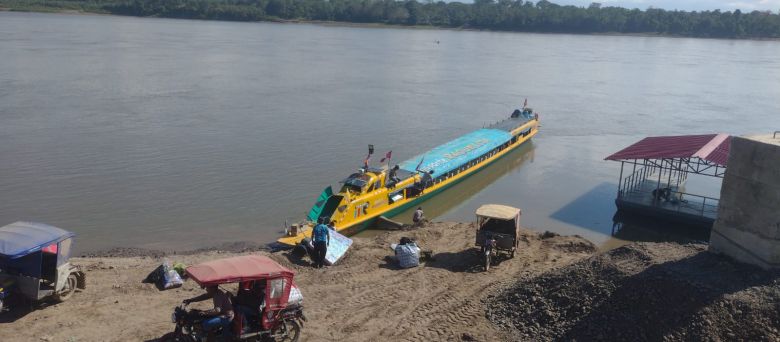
left=312, top=218, right=330, bottom=268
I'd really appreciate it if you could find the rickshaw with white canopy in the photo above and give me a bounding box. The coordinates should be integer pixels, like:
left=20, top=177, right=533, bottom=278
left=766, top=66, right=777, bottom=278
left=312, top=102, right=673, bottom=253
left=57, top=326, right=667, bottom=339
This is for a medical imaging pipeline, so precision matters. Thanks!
left=475, top=204, right=522, bottom=271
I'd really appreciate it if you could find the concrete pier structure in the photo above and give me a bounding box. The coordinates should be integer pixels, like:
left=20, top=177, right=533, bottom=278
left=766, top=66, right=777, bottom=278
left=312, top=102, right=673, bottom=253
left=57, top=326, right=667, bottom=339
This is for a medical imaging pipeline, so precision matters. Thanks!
left=710, top=134, right=780, bottom=269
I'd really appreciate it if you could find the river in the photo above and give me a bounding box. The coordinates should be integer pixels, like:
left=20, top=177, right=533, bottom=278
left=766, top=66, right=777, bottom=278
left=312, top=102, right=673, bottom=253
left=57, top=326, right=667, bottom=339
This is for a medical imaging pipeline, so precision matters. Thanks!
left=2, top=12, right=779, bottom=252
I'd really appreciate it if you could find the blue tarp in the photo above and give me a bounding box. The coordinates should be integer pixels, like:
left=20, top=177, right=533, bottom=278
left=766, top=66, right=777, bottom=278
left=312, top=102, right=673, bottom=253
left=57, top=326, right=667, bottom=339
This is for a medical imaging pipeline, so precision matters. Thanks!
left=398, top=128, right=512, bottom=178
left=0, top=222, right=74, bottom=259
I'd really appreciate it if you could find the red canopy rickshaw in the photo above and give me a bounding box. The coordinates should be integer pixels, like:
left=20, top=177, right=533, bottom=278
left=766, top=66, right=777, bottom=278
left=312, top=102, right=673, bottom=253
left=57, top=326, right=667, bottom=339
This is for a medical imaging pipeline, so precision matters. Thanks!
left=164, top=255, right=305, bottom=342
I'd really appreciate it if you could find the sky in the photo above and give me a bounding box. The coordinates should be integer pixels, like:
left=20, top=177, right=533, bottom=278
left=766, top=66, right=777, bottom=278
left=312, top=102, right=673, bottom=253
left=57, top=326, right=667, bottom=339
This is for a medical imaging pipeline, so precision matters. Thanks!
left=548, top=0, right=780, bottom=11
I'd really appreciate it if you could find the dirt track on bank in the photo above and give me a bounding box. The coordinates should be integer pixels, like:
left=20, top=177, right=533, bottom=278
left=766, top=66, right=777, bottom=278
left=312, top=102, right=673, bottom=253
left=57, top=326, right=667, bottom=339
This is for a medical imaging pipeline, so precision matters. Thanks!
left=0, top=222, right=596, bottom=341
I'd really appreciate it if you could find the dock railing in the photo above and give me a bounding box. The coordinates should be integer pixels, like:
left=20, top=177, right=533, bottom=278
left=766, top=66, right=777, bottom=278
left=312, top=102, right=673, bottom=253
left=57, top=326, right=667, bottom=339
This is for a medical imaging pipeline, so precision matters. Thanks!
left=619, top=166, right=651, bottom=197
left=618, top=165, right=689, bottom=198
left=619, top=168, right=719, bottom=220
left=664, top=191, right=719, bottom=218
left=618, top=164, right=718, bottom=219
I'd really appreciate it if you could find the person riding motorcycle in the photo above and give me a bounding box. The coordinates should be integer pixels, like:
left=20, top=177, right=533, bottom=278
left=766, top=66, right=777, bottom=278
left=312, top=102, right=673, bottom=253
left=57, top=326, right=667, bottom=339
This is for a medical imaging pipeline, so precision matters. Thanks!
left=182, top=285, right=235, bottom=340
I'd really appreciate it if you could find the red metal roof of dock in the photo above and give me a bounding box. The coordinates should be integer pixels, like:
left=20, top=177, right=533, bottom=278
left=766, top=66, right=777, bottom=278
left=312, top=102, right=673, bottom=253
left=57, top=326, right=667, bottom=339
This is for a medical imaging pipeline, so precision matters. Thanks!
left=605, top=134, right=731, bottom=166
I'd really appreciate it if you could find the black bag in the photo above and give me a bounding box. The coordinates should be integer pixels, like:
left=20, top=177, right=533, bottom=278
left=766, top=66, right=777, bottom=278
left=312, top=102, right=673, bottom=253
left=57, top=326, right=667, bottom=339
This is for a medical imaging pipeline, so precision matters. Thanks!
left=399, top=237, right=415, bottom=245
left=143, top=265, right=164, bottom=284
left=293, top=238, right=315, bottom=259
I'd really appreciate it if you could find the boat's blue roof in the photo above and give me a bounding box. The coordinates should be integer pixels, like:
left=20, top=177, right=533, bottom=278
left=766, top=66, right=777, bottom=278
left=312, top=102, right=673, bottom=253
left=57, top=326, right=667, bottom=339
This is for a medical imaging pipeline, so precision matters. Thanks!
left=0, top=222, right=74, bottom=258
left=398, top=128, right=512, bottom=178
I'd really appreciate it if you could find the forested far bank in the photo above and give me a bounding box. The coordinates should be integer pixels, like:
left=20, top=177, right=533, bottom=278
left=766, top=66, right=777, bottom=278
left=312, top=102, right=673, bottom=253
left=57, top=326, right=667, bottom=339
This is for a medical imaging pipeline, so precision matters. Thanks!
left=3, top=0, right=780, bottom=39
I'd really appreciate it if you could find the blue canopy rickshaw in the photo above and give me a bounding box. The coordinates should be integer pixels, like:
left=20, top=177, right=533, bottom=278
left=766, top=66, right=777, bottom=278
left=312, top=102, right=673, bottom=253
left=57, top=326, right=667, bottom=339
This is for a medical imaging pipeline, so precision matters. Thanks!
left=0, top=222, right=86, bottom=311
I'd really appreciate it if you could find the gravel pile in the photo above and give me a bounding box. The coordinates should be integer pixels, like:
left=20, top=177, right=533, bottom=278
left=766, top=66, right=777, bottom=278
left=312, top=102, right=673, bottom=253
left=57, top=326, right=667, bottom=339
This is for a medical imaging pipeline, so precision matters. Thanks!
left=486, top=242, right=780, bottom=341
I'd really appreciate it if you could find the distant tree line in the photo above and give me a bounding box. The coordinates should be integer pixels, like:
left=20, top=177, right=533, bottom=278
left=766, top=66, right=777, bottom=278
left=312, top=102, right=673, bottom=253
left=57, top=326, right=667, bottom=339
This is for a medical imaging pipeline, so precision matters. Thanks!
left=4, top=0, right=780, bottom=38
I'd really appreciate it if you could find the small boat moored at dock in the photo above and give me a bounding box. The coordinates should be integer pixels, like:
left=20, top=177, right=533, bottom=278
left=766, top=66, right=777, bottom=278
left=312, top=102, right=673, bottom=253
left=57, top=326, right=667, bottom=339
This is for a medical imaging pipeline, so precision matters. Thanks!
left=278, top=104, right=540, bottom=246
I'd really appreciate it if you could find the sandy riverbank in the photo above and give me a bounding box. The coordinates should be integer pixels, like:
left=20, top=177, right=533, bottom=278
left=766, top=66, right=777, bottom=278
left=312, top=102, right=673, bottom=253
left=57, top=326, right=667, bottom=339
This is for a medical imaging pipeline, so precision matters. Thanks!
left=3, top=221, right=778, bottom=341
left=0, top=221, right=596, bottom=341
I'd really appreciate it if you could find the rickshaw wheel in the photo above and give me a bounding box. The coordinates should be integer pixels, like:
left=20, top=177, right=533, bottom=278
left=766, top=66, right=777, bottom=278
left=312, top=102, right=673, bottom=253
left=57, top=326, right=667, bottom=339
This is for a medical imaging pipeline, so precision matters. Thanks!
left=54, top=274, right=78, bottom=302
left=276, top=320, right=301, bottom=342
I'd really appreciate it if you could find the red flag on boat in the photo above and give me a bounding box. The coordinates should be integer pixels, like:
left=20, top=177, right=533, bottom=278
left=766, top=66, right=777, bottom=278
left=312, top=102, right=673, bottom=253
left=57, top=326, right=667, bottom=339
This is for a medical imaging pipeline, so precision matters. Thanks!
left=363, top=154, right=371, bottom=168
left=380, top=151, right=392, bottom=163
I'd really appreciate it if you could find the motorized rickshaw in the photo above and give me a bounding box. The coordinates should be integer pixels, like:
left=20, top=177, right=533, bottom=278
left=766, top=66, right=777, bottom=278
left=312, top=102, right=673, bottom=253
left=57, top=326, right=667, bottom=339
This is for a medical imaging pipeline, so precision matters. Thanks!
left=475, top=204, right=522, bottom=271
left=0, top=221, right=86, bottom=311
left=163, top=255, right=305, bottom=342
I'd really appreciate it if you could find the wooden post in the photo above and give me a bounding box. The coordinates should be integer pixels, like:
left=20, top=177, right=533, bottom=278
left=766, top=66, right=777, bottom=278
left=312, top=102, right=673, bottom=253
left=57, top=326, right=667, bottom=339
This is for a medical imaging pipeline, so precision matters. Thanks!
left=617, top=162, right=625, bottom=197
left=655, top=158, right=663, bottom=204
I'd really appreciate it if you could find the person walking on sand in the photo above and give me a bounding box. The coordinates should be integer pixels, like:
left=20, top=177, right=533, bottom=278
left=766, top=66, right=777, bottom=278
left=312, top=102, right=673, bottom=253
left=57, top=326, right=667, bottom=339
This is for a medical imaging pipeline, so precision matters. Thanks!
left=312, top=218, right=330, bottom=268
left=412, top=207, right=425, bottom=226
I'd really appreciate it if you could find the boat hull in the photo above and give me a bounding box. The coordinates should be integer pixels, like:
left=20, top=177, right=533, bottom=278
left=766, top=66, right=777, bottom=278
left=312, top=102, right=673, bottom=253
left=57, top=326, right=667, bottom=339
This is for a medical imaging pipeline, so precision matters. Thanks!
left=277, top=121, right=539, bottom=246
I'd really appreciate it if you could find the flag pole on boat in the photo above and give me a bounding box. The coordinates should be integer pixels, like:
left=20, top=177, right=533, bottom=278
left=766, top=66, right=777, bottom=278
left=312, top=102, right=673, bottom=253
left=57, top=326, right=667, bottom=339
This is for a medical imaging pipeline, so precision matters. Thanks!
left=415, top=156, right=425, bottom=173
left=363, top=144, right=374, bottom=170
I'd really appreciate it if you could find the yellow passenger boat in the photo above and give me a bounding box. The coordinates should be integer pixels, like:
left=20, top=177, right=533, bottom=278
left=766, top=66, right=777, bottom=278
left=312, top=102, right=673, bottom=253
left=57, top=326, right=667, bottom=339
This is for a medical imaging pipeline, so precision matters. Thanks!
left=277, top=105, right=540, bottom=246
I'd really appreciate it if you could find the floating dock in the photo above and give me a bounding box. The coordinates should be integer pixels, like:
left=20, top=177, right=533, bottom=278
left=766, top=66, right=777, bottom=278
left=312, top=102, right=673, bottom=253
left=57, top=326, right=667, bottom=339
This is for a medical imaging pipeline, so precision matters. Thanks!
left=606, top=134, right=731, bottom=228
left=616, top=172, right=718, bottom=227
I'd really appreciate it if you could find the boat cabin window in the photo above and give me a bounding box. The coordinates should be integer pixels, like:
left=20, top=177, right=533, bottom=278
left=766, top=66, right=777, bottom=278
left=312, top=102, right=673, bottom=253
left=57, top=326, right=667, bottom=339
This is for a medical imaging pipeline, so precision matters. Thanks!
left=341, top=173, right=372, bottom=193
left=389, top=189, right=405, bottom=203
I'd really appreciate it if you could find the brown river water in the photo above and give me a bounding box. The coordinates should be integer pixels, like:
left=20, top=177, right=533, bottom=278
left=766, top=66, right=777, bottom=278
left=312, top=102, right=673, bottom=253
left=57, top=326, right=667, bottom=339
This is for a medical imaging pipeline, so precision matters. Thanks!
left=2, top=12, right=779, bottom=252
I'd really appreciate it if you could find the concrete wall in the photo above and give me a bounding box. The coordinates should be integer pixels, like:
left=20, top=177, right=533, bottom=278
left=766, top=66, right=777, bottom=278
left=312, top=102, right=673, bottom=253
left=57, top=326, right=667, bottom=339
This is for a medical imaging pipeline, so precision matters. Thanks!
left=710, top=134, right=780, bottom=269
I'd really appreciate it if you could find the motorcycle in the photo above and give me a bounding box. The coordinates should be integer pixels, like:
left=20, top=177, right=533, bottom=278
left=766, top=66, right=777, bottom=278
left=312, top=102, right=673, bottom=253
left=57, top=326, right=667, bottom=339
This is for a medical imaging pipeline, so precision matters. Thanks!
left=481, top=235, right=497, bottom=272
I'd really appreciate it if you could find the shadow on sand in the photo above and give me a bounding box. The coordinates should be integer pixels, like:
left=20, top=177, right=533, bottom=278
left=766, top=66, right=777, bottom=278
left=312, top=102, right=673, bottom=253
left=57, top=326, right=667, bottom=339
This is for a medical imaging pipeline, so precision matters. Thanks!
left=0, top=306, right=34, bottom=324
left=281, top=251, right=315, bottom=268
left=0, top=298, right=58, bottom=324
left=425, top=248, right=510, bottom=273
